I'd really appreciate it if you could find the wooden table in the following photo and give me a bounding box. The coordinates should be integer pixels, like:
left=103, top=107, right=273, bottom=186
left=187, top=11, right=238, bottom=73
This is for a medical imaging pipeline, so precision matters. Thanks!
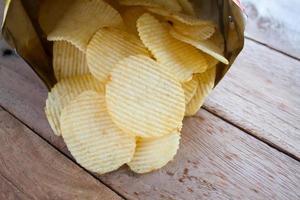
left=1, top=0, right=299, bottom=199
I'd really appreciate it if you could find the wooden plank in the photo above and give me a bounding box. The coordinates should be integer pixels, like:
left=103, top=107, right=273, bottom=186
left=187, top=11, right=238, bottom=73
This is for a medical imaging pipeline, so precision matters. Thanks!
left=0, top=40, right=67, bottom=151
left=0, top=175, right=31, bottom=200
left=100, top=111, right=300, bottom=199
left=0, top=42, right=300, bottom=199
left=242, top=0, right=300, bottom=59
left=0, top=108, right=123, bottom=200
left=204, top=39, right=300, bottom=158
left=2, top=104, right=300, bottom=199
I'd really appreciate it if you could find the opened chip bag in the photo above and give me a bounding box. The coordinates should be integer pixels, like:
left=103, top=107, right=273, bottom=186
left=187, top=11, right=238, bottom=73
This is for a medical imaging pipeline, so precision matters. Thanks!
left=2, top=0, right=245, bottom=174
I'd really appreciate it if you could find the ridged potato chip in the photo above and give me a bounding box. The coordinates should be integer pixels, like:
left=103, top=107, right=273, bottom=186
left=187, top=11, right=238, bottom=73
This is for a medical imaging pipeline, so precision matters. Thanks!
left=119, top=0, right=182, bottom=12
left=106, top=55, right=185, bottom=138
left=146, top=7, right=210, bottom=26
left=137, top=14, right=208, bottom=82
left=120, top=7, right=147, bottom=35
left=53, top=41, right=89, bottom=80
left=60, top=91, right=136, bottom=174
left=172, top=22, right=215, bottom=41
left=47, top=0, right=123, bottom=51
left=177, top=0, right=195, bottom=16
left=185, top=67, right=216, bottom=116
left=182, top=76, right=198, bottom=104
left=206, top=55, right=219, bottom=69
left=45, top=75, right=104, bottom=136
left=41, top=0, right=227, bottom=175
left=170, top=28, right=229, bottom=64
left=38, top=0, right=73, bottom=34
left=128, top=131, right=180, bottom=173
left=86, top=27, right=149, bottom=83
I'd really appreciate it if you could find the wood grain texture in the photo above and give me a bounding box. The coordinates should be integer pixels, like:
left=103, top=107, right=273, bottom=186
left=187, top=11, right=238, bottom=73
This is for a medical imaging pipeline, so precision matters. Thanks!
left=242, top=0, right=300, bottom=58
left=0, top=39, right=300, bottom=199
left=100, top=112, right=300, bottom=199
left=0, top=107, right=123, bottom=200
left=0, top=175, right=31, bottom=200
left=204, top=39, right=300, bottom=159
left=0, top=40, right=67, bottom=150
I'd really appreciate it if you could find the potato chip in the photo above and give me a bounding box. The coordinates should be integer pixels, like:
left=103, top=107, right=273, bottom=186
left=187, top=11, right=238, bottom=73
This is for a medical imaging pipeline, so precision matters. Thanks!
left=47, top=0, right=124, bottom=51
left=53, top=41, right=89, bottom=80
left=120, top=7, right=147, bottom=35
left=128, top=131, right=180, bottom=173
left=177, top=0, right=195, bottom=16
left=170, top=28, right=229, bottom=65
left=60, top=91, right=136, bottom=174
left=119, top=6, right=164, bottom=35
left=172, top=22, right=215, bottom=40
left=137, top=14, right=208, bottom=82
left=182, top=76, right=198, bottom=104
left=146, top=7, right=210, bottom=26
left=86, top=27, right=149, bottom=83
left=45, top=75, right=104, bottom=136
left=185, top=66, right=216, bottom=116
left=119, top=0, right=182, bottom=12
left=38, top=0, right=73, bottom=34
left=106, top=55, right=185, bottom=138
left=206, top=55, right=219, bottom=69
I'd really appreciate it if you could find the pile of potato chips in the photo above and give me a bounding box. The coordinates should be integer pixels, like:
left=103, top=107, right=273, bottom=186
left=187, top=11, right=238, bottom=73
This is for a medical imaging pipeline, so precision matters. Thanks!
left=41, top=0, right=228, bottom=174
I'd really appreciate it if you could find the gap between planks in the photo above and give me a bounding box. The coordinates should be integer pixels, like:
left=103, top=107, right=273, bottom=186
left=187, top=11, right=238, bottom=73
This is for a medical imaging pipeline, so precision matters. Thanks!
left=0, top=172, right=33, bottom=200
left=245, top=36, right=300, bottom=62
left=0, top=105, right=128, bottom=200
left=2, top=101, right=300, bottom=198
left=202, top=107, right=300, bottom=162
left=204, top=38, right=300, bottom=159
left=2, top=105, right=300, bottom=199
left=242, top=0, right=300, bottom=60
left=0, top=106, right=125, bottom=200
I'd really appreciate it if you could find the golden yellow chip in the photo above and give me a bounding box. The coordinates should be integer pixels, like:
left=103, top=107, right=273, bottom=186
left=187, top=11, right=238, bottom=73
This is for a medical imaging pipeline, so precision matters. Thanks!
left=47, top=0, right=124, bottom=51
left=137, top=14, right=208, bottom=82
left=53, top=41, right=89, bottom=81
left=38, top=0, right=73, bottom=34
left=45, top=75, right=104, bottom=136
left=182, top=76, right=198, bottom=104
left=60, top=91, right=136, bottom=174
left=172, top=22, right=216, bottom=41
left=106, top=55, right=185, bottom=138
left=170, top=28, right=229, bottom=64
left=120, top=7, right=147, bottom=35
left=119, top=0, right=182, bottom=12
left=206, top=55, right=219, bottom=69
left=177, top=0, right=195, bottom=16
left=86, top=27, right=149, bottom=83
left=185, top=67, right=216, bottom=116
left=128, top=131, right=180, bottom=173
left=146, top=7, right=210, bottom=25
